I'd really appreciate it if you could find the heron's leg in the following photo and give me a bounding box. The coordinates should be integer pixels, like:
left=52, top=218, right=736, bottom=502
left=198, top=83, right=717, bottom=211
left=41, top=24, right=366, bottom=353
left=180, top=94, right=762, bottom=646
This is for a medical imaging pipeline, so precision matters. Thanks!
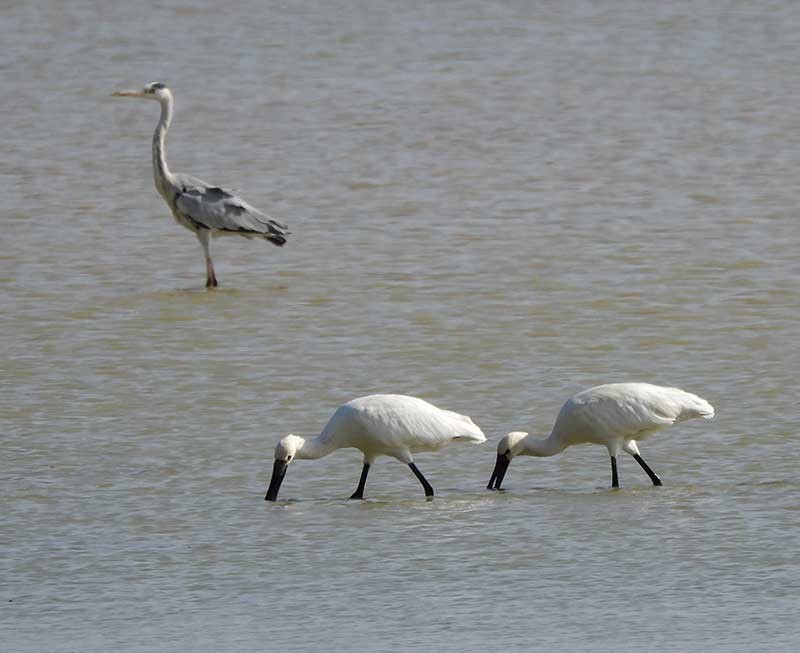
left=610, top=456, right=619, bottom=488
left=350, top=463, right=370, bottom=500
left=197, top=229, right=218, bottom=288
left=206, top=260, right=218, bottom=288
left=633, top=453, right=662, bottom=486
left=408, top=462, right=434, bottom=498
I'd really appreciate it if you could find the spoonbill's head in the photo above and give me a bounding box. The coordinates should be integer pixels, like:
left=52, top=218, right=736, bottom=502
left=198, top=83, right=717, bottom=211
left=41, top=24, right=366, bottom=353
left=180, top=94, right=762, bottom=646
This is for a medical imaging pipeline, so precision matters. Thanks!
left=112, top=81, right=171, bottom=102
left=487, top=431, right=528, bottom=490
left=265, top=434, right=305, bottom=501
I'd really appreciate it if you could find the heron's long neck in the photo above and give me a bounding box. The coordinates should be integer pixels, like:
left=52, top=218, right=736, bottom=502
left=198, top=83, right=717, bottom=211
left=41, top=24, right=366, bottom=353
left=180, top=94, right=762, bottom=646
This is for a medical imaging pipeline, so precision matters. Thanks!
left=152, top=95, right=175, bottom=198
left=296, top=436, right=338, bottom=461
left=521, top=433, right=567, bottom=458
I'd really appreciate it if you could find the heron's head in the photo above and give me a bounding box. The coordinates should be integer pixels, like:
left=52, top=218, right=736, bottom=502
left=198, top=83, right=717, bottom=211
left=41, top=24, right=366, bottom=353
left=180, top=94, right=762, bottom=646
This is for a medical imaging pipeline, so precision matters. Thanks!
left=487, top=431, right=528, bottom=490
left=112, top=82, right=170, bottom=101
left=264, top=435, right=305, bottom=501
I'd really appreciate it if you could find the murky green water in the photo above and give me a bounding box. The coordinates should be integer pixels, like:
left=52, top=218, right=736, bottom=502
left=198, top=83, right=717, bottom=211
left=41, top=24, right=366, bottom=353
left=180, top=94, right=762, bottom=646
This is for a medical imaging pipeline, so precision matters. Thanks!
left=2, top=1, right=799, bottom=650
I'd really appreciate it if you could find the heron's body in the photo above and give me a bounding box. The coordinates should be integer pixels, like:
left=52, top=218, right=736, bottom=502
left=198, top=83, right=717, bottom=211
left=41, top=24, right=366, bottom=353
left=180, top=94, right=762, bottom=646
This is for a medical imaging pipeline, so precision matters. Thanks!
left=488, top=383, right=714, bottom=490
left=265, top=394, right=486, bottom=501
left=113, top=82, right=287, bottom=287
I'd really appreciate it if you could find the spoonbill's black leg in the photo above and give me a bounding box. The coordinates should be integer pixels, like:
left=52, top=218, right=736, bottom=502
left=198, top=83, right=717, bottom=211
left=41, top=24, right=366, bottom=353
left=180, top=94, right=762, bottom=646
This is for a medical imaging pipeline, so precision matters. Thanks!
left=350, top=463, right=371, bottom=500
left=633, top=453, right=662, bottom=486
left=408, top=462, right=434, bottom=498
left=610, top=456, right=619, bottom=488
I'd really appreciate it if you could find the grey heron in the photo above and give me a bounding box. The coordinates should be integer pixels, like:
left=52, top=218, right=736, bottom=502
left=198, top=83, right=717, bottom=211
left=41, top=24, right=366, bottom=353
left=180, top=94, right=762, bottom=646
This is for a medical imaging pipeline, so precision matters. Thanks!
left=112, top=82, right=288, bottom=288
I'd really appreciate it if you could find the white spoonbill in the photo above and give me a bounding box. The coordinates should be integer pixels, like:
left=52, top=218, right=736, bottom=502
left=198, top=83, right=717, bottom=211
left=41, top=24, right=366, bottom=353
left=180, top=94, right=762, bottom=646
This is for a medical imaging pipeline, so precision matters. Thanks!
left=487, top=383, right=714, bottom=490
left=265, top=394, right=486, bottom=501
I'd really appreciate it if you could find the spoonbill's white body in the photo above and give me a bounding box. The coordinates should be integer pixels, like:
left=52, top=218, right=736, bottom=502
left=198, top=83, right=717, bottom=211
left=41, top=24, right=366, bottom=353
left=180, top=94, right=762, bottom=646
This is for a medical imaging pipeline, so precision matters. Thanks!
left=488, top=383, right=714, bottom=490
left=266, top=394, right=486, bottom=501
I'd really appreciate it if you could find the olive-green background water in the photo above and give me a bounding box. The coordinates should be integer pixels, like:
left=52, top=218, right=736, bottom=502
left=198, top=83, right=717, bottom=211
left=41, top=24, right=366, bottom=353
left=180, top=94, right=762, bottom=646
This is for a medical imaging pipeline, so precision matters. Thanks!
left=2, top=1, right=798, bottom=650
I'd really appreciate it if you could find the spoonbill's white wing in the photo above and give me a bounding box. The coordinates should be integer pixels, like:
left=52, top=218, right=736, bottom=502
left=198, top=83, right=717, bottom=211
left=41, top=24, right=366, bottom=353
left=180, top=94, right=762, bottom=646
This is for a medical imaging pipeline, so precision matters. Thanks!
left=341, top=394, right=485, bottom=452
left=553, top=382, right=714, bottom=444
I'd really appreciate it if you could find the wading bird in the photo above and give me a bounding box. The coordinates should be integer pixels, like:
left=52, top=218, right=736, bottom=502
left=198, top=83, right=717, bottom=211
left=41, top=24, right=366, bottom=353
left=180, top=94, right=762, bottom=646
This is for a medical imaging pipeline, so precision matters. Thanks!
left=112, top=82, right=287, bottom=288
left=265, top=394, right=486, bottom=501
left=487, top=383, right=714, bottom=490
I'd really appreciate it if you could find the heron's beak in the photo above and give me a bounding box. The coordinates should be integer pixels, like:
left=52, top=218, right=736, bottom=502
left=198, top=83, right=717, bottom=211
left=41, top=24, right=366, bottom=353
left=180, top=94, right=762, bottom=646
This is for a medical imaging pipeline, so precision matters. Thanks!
left=112, top=91, right=142, bottom=98
left=487, top=452, right=511, bottom=490
left=265, top=459, right=288, bottom=501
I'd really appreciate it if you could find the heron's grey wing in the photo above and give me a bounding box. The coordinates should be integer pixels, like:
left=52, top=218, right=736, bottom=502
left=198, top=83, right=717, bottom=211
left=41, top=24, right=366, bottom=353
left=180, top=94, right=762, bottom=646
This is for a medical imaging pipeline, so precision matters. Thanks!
left=174, top=180, right=288, bottom=239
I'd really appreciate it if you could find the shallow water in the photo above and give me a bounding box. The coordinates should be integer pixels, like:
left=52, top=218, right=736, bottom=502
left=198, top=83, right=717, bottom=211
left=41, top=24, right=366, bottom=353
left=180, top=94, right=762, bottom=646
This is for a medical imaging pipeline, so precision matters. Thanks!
left=2, top=1, right=799, bottom=650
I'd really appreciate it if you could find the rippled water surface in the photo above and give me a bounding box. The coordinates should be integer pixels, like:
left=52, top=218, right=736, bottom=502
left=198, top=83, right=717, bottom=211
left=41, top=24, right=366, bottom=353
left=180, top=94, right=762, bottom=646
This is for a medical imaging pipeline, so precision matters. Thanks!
left=3, top=1, right=799, bottom=650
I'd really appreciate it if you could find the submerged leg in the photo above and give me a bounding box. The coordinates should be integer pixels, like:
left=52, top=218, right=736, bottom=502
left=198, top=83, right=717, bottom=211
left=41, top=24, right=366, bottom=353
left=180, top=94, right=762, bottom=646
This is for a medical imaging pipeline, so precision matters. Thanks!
left=610, top=456, right=619, bottom=488
left=408, top=462, right=434, bottom=498
left=206, top=259, right=218, bottom=288
left=633, top=453, right=662, bottom=486
left=350, top=463, right=371, bottom=500
left=197, top=229, right=218, bottom=288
